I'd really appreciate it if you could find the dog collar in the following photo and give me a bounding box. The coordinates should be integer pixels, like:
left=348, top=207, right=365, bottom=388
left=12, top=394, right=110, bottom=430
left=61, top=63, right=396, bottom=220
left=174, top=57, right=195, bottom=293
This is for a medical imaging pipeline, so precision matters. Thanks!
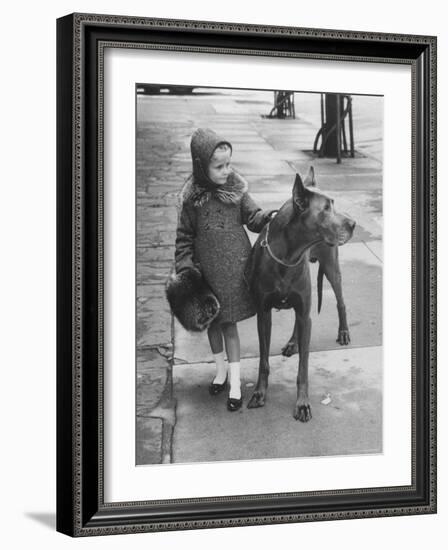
left=260, top=222, right=307, bottom=268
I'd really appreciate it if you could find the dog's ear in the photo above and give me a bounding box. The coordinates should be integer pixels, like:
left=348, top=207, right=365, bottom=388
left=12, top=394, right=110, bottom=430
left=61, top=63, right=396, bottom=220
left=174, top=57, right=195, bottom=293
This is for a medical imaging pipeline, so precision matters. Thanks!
left=292, top=173, right=309, bottom=211
left=304, top=166, right=316, bottom=187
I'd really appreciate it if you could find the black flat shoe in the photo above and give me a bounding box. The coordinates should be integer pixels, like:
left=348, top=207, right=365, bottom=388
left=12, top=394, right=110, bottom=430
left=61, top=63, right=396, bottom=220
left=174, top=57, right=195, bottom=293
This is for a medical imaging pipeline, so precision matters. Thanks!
left=227, top=397, right=243, bottom=412
left=208, top=376, right=227, bottom=396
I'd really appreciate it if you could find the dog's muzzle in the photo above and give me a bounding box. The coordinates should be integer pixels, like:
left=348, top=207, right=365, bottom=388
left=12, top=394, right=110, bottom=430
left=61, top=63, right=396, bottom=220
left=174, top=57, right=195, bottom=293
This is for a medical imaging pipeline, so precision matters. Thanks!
left=338, top=217, right=356, bottom=245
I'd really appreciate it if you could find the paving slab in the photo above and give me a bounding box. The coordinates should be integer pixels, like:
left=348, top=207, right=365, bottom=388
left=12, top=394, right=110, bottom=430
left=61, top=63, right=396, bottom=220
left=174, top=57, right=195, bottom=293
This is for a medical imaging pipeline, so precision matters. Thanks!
left=173, top=346, right=382, bottom=463
left=137, top=284, right=172, bottom=348
left=136, top=417, right=163, bottom=465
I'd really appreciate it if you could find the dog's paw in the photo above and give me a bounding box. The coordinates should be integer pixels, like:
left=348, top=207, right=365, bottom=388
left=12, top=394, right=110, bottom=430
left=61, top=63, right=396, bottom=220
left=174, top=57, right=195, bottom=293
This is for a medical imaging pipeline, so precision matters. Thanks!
left=247, top=390, right=266, bottom=409
left=293, top=403, right=312, bottom=422
left=281, top=341, right=298, bottom=357
left=336, top=329, right=350, bottom=345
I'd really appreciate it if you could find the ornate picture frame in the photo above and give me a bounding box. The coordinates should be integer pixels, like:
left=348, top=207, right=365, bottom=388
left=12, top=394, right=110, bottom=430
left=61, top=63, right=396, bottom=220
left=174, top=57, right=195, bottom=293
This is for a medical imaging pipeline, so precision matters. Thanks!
left=56, top=13, right=436, bottom=536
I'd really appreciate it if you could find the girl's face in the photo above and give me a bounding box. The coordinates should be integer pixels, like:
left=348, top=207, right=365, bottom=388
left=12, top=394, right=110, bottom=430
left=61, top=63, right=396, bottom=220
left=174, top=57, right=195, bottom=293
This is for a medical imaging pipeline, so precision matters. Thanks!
left=207, top=148, right=232, bottom=185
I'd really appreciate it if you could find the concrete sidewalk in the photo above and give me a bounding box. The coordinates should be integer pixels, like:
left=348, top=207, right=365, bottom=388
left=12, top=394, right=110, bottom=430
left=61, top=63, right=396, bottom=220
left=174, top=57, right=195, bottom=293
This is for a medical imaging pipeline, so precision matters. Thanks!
left=173, top=346, right=382, bottom=463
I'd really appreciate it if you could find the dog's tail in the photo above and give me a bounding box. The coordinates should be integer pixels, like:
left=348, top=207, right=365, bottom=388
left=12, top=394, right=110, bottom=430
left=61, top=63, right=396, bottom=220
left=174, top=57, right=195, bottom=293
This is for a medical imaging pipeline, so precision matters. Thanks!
left=317, top=264, right=324, bottom=314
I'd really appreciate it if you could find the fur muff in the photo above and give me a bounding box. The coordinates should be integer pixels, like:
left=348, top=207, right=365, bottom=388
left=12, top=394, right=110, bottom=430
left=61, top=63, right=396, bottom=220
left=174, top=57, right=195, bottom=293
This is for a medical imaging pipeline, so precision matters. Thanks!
left=165, top=268, right=220, bottom=332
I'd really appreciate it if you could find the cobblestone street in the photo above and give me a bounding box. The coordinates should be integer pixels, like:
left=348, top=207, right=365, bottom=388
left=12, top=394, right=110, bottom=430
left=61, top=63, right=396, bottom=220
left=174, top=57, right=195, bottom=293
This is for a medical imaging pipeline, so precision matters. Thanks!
left=136, top=88, right=383, bottom=464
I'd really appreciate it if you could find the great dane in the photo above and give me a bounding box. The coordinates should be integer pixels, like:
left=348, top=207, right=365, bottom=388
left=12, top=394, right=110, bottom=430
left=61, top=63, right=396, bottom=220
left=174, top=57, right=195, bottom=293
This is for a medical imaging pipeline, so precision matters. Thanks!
left=245, top=167, right=355, bottom=421
left=282, top=173, right=352, bottom=353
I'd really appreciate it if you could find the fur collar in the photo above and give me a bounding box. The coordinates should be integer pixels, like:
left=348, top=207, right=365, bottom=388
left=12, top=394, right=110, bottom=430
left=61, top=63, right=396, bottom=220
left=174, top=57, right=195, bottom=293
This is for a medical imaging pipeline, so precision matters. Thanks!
left=179, top=170, right=248, bottom=207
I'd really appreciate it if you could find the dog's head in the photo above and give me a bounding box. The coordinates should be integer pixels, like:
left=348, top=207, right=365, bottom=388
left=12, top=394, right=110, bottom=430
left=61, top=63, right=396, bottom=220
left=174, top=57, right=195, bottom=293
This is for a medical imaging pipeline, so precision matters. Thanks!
left=292, top=167, right=356, bottom=246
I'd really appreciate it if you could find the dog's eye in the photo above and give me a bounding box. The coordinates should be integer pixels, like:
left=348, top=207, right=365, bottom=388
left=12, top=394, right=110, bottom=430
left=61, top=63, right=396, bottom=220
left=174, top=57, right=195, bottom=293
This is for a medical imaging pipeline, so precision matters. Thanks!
left=324, top=202, right=331, bottom=211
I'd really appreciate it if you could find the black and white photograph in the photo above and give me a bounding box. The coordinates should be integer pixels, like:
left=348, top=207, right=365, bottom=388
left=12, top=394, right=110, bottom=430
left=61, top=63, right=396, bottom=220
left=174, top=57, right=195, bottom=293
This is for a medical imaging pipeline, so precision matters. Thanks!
left=136, top=85, right=383, bottom=465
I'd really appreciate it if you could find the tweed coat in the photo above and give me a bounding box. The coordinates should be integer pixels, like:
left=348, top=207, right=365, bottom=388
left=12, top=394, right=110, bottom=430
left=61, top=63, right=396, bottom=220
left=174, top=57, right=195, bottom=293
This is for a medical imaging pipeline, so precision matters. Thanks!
left=175, top=181, right=271, bottom=323
left=174, top=128, right=272, bottom=323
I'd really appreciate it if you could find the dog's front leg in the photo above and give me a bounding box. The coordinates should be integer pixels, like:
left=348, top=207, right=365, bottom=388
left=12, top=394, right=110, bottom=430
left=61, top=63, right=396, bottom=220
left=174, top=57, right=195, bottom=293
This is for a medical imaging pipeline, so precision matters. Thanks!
left=293, top=314, right=312, bottom=422
left=247, top=308, right=272, bottom=408
left=322, top=248, right=350, bottom=345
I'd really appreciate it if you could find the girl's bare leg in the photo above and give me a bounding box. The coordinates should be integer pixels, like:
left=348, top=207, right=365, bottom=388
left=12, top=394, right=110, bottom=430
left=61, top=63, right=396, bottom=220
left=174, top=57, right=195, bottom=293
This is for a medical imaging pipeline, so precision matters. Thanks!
left=221, top=322, right=240, bottom=362
left=208, top=320, right=226, bottom=384
left=222, top=322, right=241, bottom=400
left=208, top=319, right=223, bottom=354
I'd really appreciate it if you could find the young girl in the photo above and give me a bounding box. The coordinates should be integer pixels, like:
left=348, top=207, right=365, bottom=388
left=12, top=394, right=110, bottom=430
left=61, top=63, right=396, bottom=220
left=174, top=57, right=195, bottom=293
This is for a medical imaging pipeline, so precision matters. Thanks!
left=175, top=128, right=274, bottom=412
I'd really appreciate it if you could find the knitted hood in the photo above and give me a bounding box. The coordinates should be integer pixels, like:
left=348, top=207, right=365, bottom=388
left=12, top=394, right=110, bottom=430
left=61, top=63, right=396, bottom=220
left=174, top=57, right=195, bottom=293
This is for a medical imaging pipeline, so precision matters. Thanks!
left=180, top=128, right=248, bottom=207
left=190, top=127, right=232, bottom=185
